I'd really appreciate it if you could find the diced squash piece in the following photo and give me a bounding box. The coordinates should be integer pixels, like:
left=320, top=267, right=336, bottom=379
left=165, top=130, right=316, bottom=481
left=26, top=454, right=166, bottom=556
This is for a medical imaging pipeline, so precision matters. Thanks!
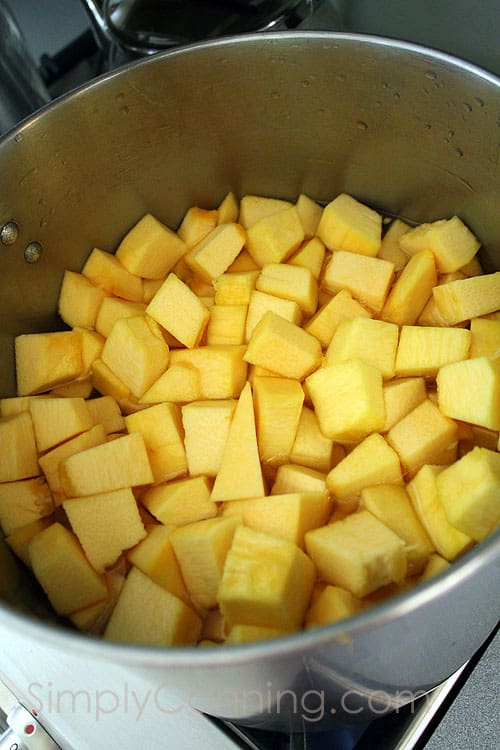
left=200, top=609, right=227, bottom=642
left=419, top=553, right=451, bottom=582
left=49, top=378, right=93, bottom=399
left=211, top=382, right=265, bottom=501
left=39, top=424, right=107, bottom=504
left=221, top=491, right=332, bottom=549
left=217, top=525, right=315, bottom=630
left=59, top=431, right=154, bottom=497
left=142, top=475, right=217, bottom=526
left=306, top=360, right=385, bottom=442
left=325, top=317, right=399, bottom=379
left=245, top=289, right=302, bottom=341
left=469, top=318, right=500, bottom=358
left=91, top=358, right=131, bottom=403
left=244, top=311, right=322, bottom=381
left=0, top=477, right=54, bottom=535
left=323, top=250, right=394, bottom=312
left=399, top=215, right=480, bottom=273
left=146, top=273, right=210, bottom=348
left=76, top=328, right=105, bottom=375
left=143, top=277, right=165, bottom=304
left=407, top=465, right=473, bottom=560
left=181, top=399, right=236, bottom=477
left=377, top=218, right=411, bottom=270
left=185, top=222, right=246, bottom=281
left=101, top=315, right=169, bottom=398
left=225, top=624, right=288, bottom=644
left=86, top=395, right=125, bottom=435
left=206, top=304, right=247, bottom=346
left=15, top=330, right=83, bottom=396
left=227, top=250, right=260, bottom=272
left=386, top=399, right=458, bottom=476
left=81, top=247, right=143, bottom=302
left=169, top=345, right=248, bottom=400
left=253, top=376, right=304, bottom=468
left=29, top=397, right=93, bottom=453
left=115, top=213, right=187, bottom=279
left=104, top=566, right=202, bottom=645
left=95, top=297, right=147, bottom=337
left=304, top=289, right=372, bottom=348
left=140, top=363, right=202, bottom=404
left=305, top=510, right=407, bottom=597
left=317, top=193, right=382, bottom=256
left=58, top=270, right=107, bottom=329
left=125, top=402, right=187, bottom=483
left=271, top=464, right=328, bottom=496
left=360, top=484, right=434, bottom=574
left=395, top=325, right=471, bottom=377
left=305, top=585, right=360, bottom=627
left=296, top=193, right=323, bottom=238
left=5, top=517, right=53, bottom=567
left=69, top=569, right=125, bottom=634
left=0, top=411, right=40, bottom=482
left=256, top=263, right=318, bottom=315
left=289, top=405, right=340, bottom=473
left=381, top=249, right=437, bottom=325
left=29, top=522, right=108, bottom=614
left=0, top=396, right=46, bottom=418
left=217, top=191, right=239, bottom=224
left=326, top=433, right=403, bottom=502
left=288, top=237, right=325, bottom=279
left=432, top=271, right=500, bottom=324
left=246, top=205, right=305, bottom=266
left=436, top=446, right=500, bottom=542
left=177, top=206, right=218, bottom=247
left=238, top=194, right=292, bottom=228
left=213, top=270, right=260, bottom=306
left=382, top=377, right=427, bottom=432
left=170, top=515, right=241, bottom=610
left=127, top=524, right=190, bottom=603
left=437, top=356, right=500, bottom=431
left=63, top=488, right=146, bottom=572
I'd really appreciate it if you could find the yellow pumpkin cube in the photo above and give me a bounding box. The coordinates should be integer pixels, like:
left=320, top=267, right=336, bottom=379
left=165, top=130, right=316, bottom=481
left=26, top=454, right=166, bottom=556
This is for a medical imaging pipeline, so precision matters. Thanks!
left=253, top=376, right=304, bottom=468
left=304, top=289, right=372, bottom=348
left=217, top=525, right=315, bottom=630
left=326, top=432, right=403, bottom=502
left=5, top=517, right=53, bottom=567
left=437, top=356, right=500, bottom=431
left=82, top=247, right=143, bottom=302
left=0, top=477, right=53, bottom=535
left=95, top=296, right=147, bottom=337
left=206, top=304, right=247, bottom=346
left=386, top=398, right=458, bottom=475
left=437, top=446, right=500, bottom=541
left=59, top=431, right=154, bottom=497
left=185, top=222, right=246, bottom=281
left=407, top=464, right=473, bottom=560
left=305, top=584, right=360, bottom=627
left=289, top=405, right=338, bottom=473
left=317, top=193, right=382, bottom=256
left=15, top=330, right=83, bottom=396
left=127, top=524, right=190, bottom=603
left=225, top=624, right=289, bottom=644
left=246, top=205, right=305, bottom=266
left=244, top=311, right=322, bottom=381
left=63, top=487, right=146, bottom=572
left=217, top=191, right=239, bottom=224
left=305, top=510, right=407, bottom=597
left=212, top=270, right=260, bottom=306
left=177, top=206, right=218, bottom=247
left=104, top=566, right=202, bottom=645
left=181, top=399, right=236, bottom=477
left=58, top=270, right=108, bottom=329
left=238, top=194, right=292, bottom=228
left=29, top=522, right=108, bottom=615
left=395, top=325, right=471, bottom=378
left=360, top=484, right=434, bottom=574
left=419, top=553, right=451, bottom=582
left=382, top=377, right=427, bottom=432
left=381, top=249, right=437, bottom=325
left=146, top=272, right=210, bottom=348
left=323, top=250, right=394, bottom=312
left=469, top=317, right=500, bottom=358
left=86, top=395, right=125, bottom=435
left=125, top=402, right=187, bottom=483
left=29, top=397, right=93, bottom=453
left=221, top=490, right=332, bottom=549
left=140, top=362, right=202, bottom=404
left=245, top=289, right=302, bottom=341
left=399, top=215, right=480, bottom=273
left=271, top=464, right=328, bottom=495
left=170, top=515, right=241, bottom=610
left=296, top=193, right=323, bottom=238
left=325, top=317, right=399, bottom=379
left=288, top=237, right=325, bottom=279
left=306, top=360, right=385, bottom=442
left=91, top=358, right=131, bottom=403
left=0, top=411, right=40, bottom=482
left=256, top=263, right=318, bottom=315
left=142, top=475, right=217, bottom=526
left=377, top=218, right=411, bottom=270
left=115, top=213, right=187, bottom=279
left=432, top=271, right=500, bottom=324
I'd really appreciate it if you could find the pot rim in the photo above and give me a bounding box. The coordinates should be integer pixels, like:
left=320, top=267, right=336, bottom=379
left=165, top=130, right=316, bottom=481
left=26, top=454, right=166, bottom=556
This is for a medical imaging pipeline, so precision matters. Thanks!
left=1, top=29, right=499, bottom=665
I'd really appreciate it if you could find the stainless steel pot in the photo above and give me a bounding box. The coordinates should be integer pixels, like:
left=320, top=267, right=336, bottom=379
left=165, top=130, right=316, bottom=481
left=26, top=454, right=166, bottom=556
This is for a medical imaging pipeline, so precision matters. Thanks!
left=0, top=32, right=499, bottom=733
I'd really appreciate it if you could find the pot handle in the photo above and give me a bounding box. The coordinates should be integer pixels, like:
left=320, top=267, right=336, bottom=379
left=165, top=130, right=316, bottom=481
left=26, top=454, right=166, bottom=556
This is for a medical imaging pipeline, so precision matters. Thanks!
left=78, top=0, right=116, bottom=56
left=0, top=704, right=61, bottom=750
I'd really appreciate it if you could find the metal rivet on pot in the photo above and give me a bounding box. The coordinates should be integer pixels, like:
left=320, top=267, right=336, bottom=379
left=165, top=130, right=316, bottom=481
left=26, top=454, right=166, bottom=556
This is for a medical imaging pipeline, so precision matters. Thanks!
left=24, top=241, right=43, bottom=263
left=0, top=220, right=19, bottom=246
